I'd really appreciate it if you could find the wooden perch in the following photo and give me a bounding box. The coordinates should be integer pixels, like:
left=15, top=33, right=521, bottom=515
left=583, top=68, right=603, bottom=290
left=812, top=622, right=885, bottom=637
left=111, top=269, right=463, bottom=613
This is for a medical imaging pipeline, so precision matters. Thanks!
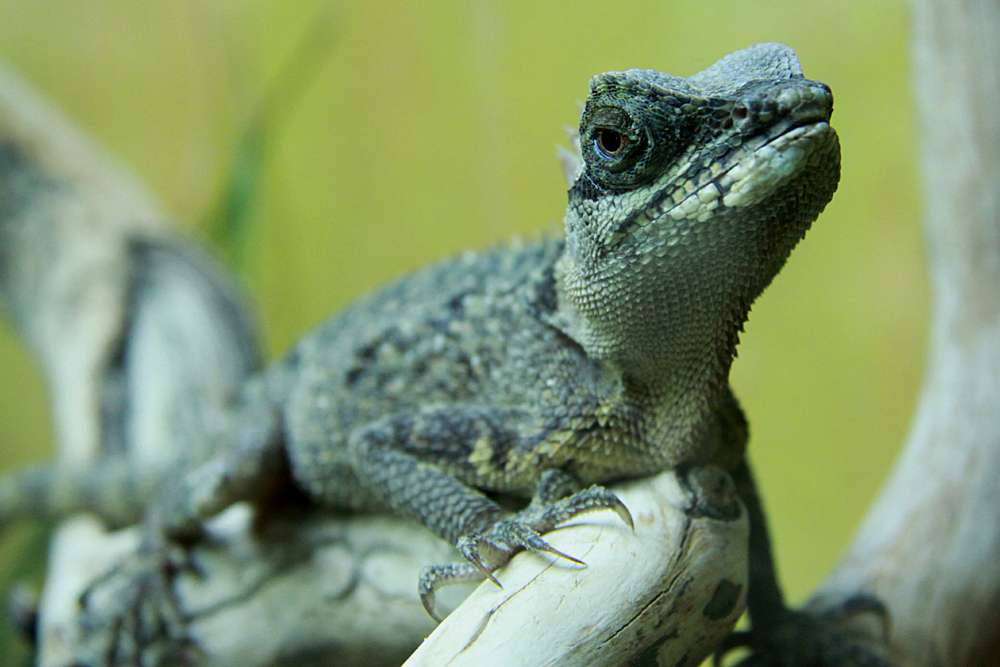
left=810, top=1, right=1000, bottom=665
left=402, top=470, right=747, bottom=667
left=156, top=467, right=742, bottom=667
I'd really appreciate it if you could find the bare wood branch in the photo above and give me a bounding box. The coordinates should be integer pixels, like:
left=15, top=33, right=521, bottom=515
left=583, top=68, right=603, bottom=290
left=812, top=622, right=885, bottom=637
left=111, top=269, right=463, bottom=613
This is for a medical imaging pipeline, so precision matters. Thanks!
left=0, top=61, right=163, bottom=463
left=811, top=2, right=1000, bottom=665
left=0, top=60, right=171, bottom=666
left=402, top=471, right=747, bottom=667
left=63, top=471, right=746, bottom=667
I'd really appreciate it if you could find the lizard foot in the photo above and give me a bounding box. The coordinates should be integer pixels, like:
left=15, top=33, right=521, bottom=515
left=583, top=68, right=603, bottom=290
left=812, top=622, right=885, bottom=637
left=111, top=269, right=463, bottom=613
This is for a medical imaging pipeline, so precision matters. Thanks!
left=419, top=484, right=633, bottom=620
left=717, top=593, right=893, bottom=667
left=73, top=545, right=201, bottom=667
left=458, top=484, right=633, bottom=577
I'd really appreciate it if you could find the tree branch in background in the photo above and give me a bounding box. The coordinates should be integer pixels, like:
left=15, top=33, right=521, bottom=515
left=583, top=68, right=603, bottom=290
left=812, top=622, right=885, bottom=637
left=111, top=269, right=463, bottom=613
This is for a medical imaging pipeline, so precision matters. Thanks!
left=811, top=2, right=1000, bottom=665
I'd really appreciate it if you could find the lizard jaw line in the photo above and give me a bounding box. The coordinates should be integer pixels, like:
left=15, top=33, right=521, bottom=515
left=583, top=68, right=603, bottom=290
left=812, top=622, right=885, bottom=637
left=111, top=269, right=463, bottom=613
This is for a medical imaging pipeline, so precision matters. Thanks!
left=717, top=121, right=833, bottom=209
left=616, top=120, right=834, bottom=239
left=647, top=121, right=834, bottom=224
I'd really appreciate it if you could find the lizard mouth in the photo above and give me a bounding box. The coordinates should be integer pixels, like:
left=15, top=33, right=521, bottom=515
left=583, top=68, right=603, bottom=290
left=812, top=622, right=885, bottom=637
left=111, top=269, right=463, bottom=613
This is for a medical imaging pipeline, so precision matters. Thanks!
left=630, top=120, right=835, bottom=226
left=597, top=83, right=837, bottom=246
left=714, top=120, right=836, bottom=209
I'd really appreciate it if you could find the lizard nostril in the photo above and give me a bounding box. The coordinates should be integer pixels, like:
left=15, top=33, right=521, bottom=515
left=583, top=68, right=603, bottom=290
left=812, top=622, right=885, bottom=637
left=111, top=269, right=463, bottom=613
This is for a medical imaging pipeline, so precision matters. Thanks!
left=732, top=104, right=749, bottom=122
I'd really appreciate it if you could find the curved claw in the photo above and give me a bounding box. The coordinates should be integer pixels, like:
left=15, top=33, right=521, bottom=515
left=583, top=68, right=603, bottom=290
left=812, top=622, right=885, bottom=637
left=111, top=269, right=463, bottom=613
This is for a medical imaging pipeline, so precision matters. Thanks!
left=544, top=485, right=634, bottom=532
left=419, top=563, right=486, bottom=621
left=608, top=495, right=634, bottom=531
left=489, top=519, right=588, bottom=567
left=522, top=533, right=586, bottom=566
left=456, top=535, right=502, bottom=586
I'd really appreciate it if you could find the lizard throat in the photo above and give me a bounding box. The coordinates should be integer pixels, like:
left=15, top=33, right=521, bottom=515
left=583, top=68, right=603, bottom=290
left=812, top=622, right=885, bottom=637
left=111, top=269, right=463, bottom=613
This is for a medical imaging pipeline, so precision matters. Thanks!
left=550, top=251, right=741, bottom=394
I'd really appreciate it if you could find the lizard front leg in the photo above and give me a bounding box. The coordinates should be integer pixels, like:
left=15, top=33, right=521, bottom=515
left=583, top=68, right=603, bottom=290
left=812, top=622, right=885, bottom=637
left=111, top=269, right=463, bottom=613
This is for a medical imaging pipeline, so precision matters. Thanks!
left=343, top=406, right=631, bottom=619
left=420, top=468, right=633, bottom=619
left=75, top=395, right=287, bottom=667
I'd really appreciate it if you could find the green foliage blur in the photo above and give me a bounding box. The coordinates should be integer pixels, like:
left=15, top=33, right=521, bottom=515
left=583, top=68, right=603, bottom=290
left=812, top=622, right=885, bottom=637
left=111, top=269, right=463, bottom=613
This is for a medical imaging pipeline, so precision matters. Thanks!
left=0, top=1, right=923, bottom=663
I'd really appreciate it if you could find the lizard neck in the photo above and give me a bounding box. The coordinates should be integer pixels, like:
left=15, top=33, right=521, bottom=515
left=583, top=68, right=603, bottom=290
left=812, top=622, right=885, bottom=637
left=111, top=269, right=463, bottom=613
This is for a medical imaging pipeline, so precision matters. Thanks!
left=550, top=250, right=743, bottom=399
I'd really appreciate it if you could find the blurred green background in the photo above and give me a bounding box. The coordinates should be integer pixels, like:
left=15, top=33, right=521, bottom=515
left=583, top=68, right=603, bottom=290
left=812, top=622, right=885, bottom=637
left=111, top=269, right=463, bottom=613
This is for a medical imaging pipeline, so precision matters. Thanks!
left=0, top=0, right=924, bottom=661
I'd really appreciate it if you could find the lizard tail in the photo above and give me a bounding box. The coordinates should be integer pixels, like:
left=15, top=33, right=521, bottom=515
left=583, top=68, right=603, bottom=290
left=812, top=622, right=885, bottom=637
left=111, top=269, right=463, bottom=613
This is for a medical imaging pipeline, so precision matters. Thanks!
left=0, top=459, right=157, bottom=533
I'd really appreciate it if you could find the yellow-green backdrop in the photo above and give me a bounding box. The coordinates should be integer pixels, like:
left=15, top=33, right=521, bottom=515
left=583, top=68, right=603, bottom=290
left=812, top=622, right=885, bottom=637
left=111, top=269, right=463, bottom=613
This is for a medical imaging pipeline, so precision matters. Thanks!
left=0, top=1, right=924, bottom=662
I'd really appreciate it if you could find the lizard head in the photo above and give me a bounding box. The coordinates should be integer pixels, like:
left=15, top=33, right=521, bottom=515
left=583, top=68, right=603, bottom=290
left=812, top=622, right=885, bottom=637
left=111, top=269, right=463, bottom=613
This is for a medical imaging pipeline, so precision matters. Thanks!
left=555, top=43, right=840, bottom=388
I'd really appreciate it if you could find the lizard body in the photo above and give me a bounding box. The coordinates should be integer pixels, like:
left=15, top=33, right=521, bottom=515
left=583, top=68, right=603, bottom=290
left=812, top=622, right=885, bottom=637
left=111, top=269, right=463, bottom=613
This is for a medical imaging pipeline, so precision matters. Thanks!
left=270, top=41, right=836, bottom=530
left=0, top=43, right=885, bottom=665
left=210, top=43, right=840, bottom=586
left=281, top=237, right=711, bottom=505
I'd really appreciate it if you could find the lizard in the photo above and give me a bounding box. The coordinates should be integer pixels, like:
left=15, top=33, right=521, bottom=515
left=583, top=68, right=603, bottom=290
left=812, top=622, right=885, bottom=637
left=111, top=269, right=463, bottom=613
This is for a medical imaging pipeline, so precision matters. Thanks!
left=0, top=42, right=890, bottom=666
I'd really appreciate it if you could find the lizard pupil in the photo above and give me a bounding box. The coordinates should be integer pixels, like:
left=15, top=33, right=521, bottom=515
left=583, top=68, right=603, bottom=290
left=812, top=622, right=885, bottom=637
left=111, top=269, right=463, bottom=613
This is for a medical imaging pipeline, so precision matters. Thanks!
left=595, top=129, right=627, bottom=158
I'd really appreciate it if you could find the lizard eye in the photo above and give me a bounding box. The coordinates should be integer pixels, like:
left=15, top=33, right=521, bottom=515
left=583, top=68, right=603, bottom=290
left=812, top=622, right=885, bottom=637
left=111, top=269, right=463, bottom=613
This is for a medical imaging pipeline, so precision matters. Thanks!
left=595, top=129, right=629, bottom=158
left=580, top=105, right=649, bottom=182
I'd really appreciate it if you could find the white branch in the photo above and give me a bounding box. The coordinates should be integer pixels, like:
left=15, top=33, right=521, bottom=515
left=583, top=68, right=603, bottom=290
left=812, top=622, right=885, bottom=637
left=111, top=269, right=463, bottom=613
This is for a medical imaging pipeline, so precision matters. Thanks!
left=403, top=471, right=747, bottom=667
left=811, top=2, right=1000, bottom=665
left=0, top=61, right=169, bottom=667
left=47, top=471, right=747, bottom=667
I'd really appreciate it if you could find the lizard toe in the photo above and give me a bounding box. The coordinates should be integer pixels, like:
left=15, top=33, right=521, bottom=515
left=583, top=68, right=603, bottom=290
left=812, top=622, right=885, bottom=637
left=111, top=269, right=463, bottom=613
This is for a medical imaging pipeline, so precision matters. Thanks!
left=485, top=518, right=586, bottom=565
left=418, top=563, right=486, bottom=622
left=75, top=546, right=199, bottom=667
left=539, top=484, right=634, bottom=531
left=455, top=534, right=504, bottom=585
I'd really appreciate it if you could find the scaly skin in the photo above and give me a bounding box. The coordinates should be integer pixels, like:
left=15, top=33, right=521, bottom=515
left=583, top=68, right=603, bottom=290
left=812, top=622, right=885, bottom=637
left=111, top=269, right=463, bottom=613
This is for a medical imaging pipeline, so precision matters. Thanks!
left=0, top=43, right=891, bottom=666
